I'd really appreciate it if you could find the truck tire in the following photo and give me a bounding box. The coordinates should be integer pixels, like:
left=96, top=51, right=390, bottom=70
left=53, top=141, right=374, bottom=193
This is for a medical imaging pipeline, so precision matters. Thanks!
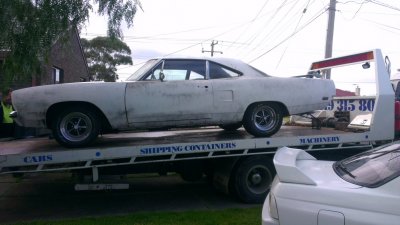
left=232, top=156, right=275, bottom=203
left=52, top=107, right=100, bottom=148
left=243, top=103, right=283, bottom=137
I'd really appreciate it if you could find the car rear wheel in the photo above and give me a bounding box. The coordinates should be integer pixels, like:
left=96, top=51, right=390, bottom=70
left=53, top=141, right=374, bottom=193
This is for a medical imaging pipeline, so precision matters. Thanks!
left=243, top=103, right=283, bottom=137
left=52, top=107, right=100, bottom=148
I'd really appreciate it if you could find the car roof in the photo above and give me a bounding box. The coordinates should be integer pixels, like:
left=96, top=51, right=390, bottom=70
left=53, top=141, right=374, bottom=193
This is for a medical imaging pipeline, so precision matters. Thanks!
left=151, top=56, right=265, bottom=76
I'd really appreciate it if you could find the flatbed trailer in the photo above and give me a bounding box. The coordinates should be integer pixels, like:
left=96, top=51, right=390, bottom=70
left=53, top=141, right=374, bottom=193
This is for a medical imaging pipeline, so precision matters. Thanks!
left=0, top=49, right=396, bottom=203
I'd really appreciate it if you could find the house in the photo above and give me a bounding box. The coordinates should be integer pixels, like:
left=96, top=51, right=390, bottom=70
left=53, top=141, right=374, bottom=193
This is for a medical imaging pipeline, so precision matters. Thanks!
left=0, top=28, right=89, bottom=89
left=0, top=28, right=89, bottom=138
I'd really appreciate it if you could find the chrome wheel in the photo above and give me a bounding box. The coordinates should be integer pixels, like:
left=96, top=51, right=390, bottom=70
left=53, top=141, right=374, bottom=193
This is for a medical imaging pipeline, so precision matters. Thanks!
left=243, top=103, right=283, bottom=137
left=59, top=112, right=93, bottom=142
left=253, top=105, right=277, bottom=132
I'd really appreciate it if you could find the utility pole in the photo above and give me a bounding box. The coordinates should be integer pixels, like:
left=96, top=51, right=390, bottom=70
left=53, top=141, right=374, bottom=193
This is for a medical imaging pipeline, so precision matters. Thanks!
left=202, top=40, right=223, bottom=57
left=325, top=0, right=336, bottom=79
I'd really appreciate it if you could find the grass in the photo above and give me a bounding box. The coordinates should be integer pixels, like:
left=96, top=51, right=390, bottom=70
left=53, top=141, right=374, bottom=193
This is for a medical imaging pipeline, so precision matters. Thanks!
left=9, top=207, right=262, bottom=225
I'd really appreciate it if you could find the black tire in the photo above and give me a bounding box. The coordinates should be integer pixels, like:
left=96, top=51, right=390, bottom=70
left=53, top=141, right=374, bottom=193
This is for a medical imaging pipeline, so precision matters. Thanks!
left=219, top=123, right=242, bottom=131
left=232, top=156, right=275, bottom=203
left=52, top=107, right=100, bottom=148
left=243, top=103, right=283, bottom=137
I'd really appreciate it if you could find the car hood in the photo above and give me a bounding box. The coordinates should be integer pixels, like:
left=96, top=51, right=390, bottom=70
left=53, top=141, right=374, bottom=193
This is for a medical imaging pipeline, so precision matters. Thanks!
left=273, top=147, right=361, bottom=189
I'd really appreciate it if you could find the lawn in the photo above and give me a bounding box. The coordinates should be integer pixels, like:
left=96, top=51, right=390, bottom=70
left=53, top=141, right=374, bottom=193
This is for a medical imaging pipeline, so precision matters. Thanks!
left=10, top=207, right=262, bottom=225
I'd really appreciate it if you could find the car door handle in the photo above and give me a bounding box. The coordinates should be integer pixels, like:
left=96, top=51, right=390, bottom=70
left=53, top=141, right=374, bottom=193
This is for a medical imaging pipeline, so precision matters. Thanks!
left=198, top=85, right=208, bottom=88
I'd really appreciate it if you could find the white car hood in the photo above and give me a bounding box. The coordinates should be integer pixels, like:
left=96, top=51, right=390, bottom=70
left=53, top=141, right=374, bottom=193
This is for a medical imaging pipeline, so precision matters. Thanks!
left=274, top=147, right=361, bottom=189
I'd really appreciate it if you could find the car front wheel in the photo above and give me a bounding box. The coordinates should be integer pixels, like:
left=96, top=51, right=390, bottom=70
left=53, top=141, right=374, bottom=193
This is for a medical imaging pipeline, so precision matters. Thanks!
left=243, top=103, right=283, bottom=137
left=52, top=107, right=100, bottom=148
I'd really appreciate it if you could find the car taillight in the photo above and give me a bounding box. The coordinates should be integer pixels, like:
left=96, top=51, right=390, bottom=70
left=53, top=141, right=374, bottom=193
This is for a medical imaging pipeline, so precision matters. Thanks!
left=269, top=193, right=279, bottom=220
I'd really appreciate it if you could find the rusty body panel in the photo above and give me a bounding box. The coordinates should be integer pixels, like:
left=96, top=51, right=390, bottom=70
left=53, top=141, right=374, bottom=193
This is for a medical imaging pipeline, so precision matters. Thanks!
left=11, top=82, right=128, bottom=129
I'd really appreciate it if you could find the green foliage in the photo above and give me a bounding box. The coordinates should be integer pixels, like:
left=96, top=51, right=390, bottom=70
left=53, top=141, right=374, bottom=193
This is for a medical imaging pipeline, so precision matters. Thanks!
left=0, top=0, right=138, bottom=88
left=9, top=207, right=262, bottom=225
left=81, top=37, right=132, bottom=82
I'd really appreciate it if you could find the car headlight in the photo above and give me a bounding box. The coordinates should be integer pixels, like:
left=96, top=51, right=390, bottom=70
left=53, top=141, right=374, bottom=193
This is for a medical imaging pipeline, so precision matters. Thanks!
left=269, top=193, right=279, bottom=220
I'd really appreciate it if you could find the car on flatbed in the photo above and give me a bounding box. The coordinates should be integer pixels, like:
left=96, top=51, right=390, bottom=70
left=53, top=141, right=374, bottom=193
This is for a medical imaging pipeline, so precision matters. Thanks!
left=11, top=57, right=335, bottom=147
left=262, top=142, right=400, bottom=225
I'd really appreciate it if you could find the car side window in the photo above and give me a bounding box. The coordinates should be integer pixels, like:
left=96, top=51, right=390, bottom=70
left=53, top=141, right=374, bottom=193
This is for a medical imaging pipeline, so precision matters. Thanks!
left=144, top=60, right=206, bottom=81
left=209, top=62, right=241, bottom=79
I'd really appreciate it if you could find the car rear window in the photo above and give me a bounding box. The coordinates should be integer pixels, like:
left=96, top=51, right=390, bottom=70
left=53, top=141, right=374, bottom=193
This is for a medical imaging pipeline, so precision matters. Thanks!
left=333, top=142, right=400, bottom=188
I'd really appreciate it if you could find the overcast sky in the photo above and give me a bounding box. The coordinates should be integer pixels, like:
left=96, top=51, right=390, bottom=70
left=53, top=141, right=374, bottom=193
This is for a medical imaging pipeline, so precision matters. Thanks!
left=80, top=0, right=400, bottom=94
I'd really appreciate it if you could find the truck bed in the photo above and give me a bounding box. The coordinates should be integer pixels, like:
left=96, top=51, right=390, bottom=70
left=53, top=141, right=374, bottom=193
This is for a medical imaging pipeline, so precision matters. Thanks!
left=0, top=126, right=349, bottom=156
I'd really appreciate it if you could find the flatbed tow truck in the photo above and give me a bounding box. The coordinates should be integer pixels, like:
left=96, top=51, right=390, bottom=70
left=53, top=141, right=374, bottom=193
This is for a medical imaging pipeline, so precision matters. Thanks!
left=0, top=49, right=396, bottom=203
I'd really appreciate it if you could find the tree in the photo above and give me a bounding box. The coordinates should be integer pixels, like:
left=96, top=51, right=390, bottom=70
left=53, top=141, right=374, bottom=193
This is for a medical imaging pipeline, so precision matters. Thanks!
left=81, top=37, right=132, bottom=82
left=0, top=0, right=139, bottom=88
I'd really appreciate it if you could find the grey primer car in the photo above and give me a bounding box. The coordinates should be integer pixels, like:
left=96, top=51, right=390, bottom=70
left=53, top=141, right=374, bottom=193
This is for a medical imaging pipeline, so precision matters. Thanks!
left=11, top=57, right=335, bottom=147
left=262, top=142, right=400, bottom=225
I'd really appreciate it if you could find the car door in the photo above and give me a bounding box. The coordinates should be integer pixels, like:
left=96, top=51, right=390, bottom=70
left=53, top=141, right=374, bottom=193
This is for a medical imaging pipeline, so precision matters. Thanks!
left=208, top=61, right=244, bottom=122
left=125, top=59, right=214, bottom=128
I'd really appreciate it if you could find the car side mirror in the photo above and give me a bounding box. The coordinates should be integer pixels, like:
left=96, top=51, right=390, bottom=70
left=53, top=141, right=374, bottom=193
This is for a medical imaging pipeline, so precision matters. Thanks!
left=159, top=71, right=165, bottom=82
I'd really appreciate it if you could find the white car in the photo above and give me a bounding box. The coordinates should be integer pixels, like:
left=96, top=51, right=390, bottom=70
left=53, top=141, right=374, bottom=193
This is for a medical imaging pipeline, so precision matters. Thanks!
left=262, top=142, right=400, bottom=225
left=11, top=57, right=335, bottom=147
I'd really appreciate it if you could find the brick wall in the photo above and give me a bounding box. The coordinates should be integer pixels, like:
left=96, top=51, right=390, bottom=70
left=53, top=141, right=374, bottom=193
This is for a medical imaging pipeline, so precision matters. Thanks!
left=1, top=28, right=89, bottom=88
left=39, top=28, right=89, bottom=85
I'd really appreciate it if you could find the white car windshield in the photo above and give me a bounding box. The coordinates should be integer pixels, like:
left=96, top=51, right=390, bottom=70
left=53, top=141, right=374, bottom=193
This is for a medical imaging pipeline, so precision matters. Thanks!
left=334, top=142, right=400, bottom=187
left=126, top=59, right=159, bottom=81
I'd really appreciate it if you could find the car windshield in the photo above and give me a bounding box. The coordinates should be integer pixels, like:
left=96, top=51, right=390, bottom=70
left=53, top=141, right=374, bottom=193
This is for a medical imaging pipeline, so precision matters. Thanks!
left=126, top=59, right=159, bottom=81
left=334, top=142, right=400, bottom=188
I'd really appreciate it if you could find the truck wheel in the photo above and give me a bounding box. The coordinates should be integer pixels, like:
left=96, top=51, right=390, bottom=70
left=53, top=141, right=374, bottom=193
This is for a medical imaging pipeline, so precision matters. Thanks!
left=52, top=107, right=100, bottom=148
left=219, top=123, right=242, bottom=131
left=243, top=103, right=282, bottom=137
left=232, top=156, right=275, bottom=203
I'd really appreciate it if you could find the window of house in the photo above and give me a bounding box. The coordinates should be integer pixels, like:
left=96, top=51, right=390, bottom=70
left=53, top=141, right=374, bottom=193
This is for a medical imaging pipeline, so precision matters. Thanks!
left=53, top=67, right=64, bottom=84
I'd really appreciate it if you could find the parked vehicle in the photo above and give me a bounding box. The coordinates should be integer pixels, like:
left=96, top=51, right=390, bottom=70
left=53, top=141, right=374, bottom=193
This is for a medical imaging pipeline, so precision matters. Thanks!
left=1, top=49, right=394, bottom=204
left=262, top=142, right=400, bottom=225
left=10, top=57, right=335, bottom=147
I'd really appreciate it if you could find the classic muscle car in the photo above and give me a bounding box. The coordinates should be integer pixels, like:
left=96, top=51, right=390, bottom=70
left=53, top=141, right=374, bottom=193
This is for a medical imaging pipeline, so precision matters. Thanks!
left=11, top=57, right=335, bottom=147
left=262, top=143, right=400, bottom=225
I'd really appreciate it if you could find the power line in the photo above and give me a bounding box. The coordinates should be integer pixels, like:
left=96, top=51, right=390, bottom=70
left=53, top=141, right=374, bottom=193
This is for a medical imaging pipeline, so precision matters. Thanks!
left=367, top=0, right=400, bottom=12
left=225, top=0, right=270, bottom=51
left=248, top=7, right=328, bottom=63
left=275, top=0, right=314, bottom=69
left=238, top=0, right=291, bottom=55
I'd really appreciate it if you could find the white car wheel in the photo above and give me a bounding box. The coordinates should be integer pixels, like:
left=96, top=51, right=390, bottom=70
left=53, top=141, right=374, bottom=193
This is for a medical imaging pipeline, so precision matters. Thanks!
left=53, top=107, right=100, bottom=148
left=243, top=103, right=283, bottom=137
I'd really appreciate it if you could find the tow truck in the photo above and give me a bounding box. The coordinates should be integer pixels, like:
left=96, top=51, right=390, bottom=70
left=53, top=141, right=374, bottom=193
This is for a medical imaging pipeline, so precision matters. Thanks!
left=0, top=49, right=396, bottom=203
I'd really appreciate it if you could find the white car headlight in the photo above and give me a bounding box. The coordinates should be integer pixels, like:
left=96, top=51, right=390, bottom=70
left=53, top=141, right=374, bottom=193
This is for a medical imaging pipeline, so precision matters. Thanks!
left=269, top=193, right=279, bottom=220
